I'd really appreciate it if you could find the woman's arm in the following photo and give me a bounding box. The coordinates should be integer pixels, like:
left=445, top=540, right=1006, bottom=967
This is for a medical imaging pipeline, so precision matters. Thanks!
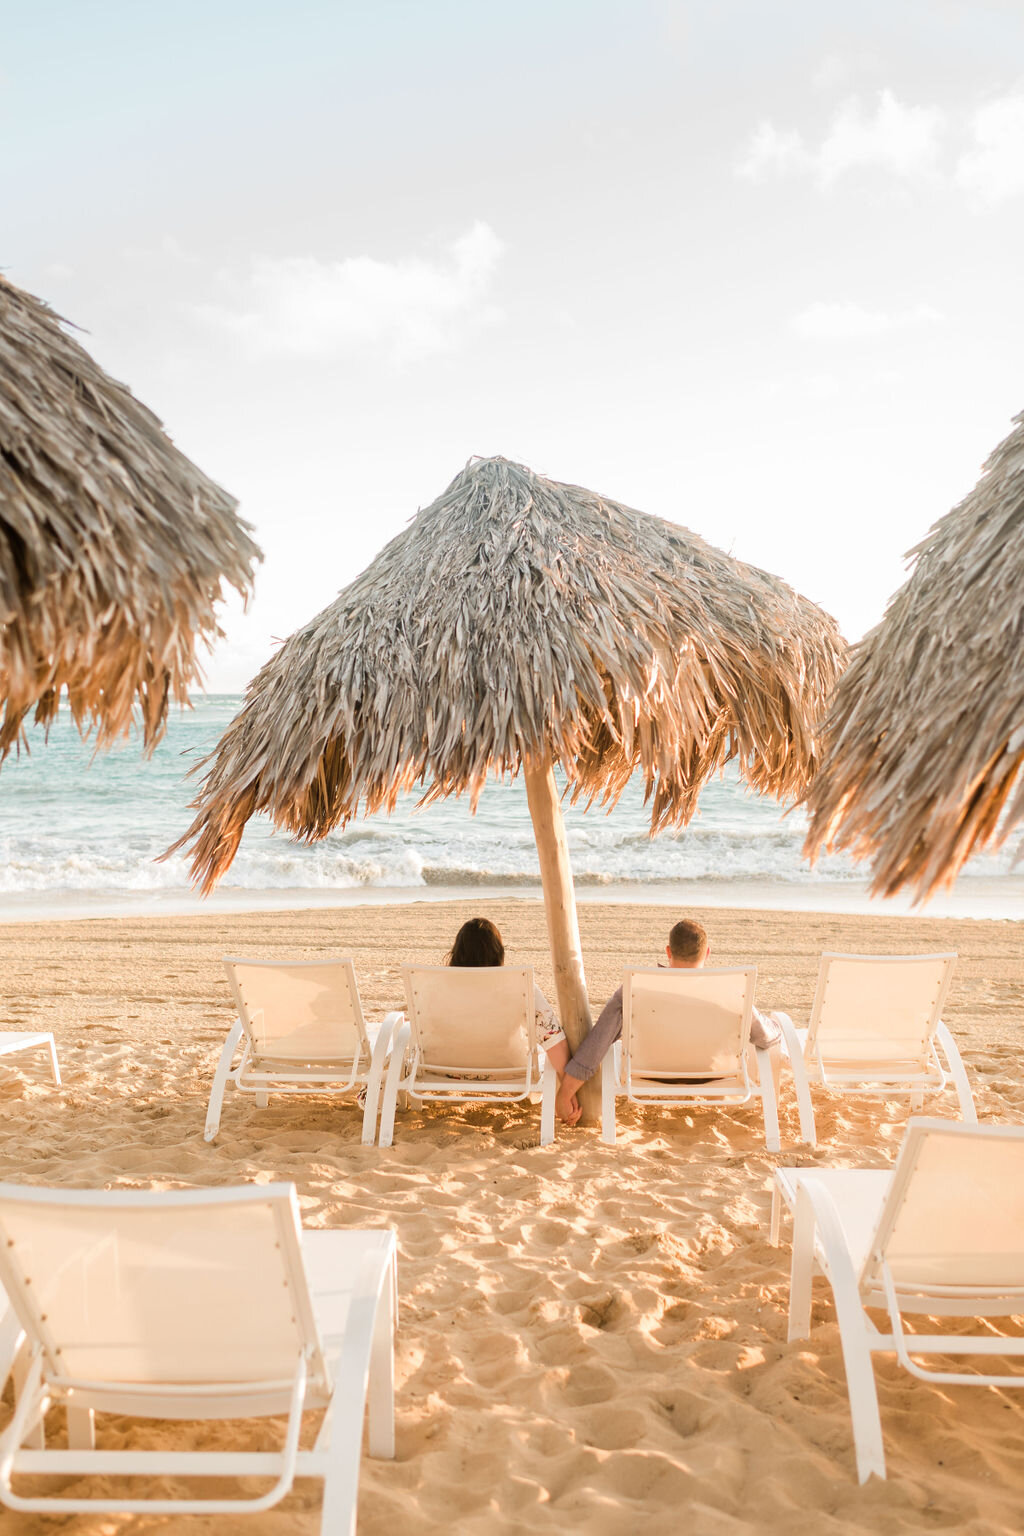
left=543, top=1037, right=569, bottom=1074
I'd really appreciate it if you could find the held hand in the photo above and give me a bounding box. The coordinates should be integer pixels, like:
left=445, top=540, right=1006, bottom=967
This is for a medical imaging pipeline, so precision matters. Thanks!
left=556, top=1088, right=581, bottom=1126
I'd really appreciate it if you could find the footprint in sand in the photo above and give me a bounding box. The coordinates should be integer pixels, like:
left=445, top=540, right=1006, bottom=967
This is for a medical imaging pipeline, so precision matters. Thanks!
left=561, top=1362, right=619, bottom=1406
left=580, top=1404, right=650, bottom=1451
left=518, top=1218, right=569, bottom=1248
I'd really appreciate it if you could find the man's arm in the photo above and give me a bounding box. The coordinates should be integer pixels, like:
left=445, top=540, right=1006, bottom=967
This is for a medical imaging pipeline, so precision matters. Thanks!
left=751, top=1004, right=782, bottom=1050
left=555, top=986, right=624, bottom=1124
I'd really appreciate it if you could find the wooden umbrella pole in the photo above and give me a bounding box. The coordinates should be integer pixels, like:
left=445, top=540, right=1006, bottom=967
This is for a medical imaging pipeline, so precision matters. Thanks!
left=523, top=749, right=601, bottom=1124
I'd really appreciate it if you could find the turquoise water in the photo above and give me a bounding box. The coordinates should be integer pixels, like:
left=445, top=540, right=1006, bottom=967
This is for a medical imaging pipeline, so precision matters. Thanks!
left=0, top=697, right=1019, bottom=920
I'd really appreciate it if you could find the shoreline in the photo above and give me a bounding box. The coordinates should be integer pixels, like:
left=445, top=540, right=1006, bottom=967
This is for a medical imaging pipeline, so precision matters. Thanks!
left=0, top=872, right=1022, bottom=926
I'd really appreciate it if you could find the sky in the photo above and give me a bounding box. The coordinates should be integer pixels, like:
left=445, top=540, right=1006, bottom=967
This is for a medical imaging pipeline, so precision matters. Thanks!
left=3, top=0, right=1023, bottom=691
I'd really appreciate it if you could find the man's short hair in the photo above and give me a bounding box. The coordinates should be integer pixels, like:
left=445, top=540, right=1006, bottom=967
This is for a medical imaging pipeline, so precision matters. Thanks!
left=668, top=918, right=708, bottom=962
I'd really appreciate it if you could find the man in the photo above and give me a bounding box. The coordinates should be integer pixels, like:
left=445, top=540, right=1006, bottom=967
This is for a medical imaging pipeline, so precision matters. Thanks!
left=555, top=917, right=782, bottom=1126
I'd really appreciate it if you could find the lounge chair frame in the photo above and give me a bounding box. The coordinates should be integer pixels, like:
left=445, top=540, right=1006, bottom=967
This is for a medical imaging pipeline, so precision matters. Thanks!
left=0, top=1181, right=396, bottom=1531
left=601, top=967, right=786, bottom=1151
left=778, top=1119, right=1024, bottom=1482
left=377, top=965, right=556, bottom=1146
left=0, top=1032, right=60, bottom=1085
left=782, top=953, right=975, bottom=1147
left=206, top=956, right=401, bottom=1143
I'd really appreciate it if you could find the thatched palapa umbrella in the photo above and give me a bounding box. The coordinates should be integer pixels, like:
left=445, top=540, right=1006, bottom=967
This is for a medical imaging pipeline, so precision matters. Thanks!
left=173, top=456, right=844, bottom=1109
left=0, top=275, right=261, bottom=756
left=804, top=409, right=1024, bottom=900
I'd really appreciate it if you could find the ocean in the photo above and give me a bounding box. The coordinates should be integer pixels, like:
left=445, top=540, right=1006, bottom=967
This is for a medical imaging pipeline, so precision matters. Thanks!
left=0, top=696, right=1020, bottom=923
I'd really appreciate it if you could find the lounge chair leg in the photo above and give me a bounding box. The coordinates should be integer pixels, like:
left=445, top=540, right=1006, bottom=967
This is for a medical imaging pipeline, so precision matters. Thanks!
left=769, top=1184, right=782, bottom=1246
left=255, top=1091, right=269, bottom=1109
left=362, top=1014, right=400, bottom=1146
left=936, top=1021, right=978, bottom=1125
left=318, top=1256, right=396, bottom=1536
left=798, top=1179, right=887, bottom=1482
left=539, top=1057, right=556, bottom=1146
left=46, top=1036, right=61, bottom=1087
left=775, top=1012, right=817, bottom=1148
left=601, top=1051, right=616, bottom=1145
left=910, top=1088, right=924, bottom=1111
left=12, top=1351, right=45, bottom=1449
left=66, top=1404, right=95, bottom=1449
left=377, top=1023, right=410, bottom=1149
left=788, top=1185, right=816, bottom=1342
left=204, top=1021, right=242, bottom=1143
left=367, top=1256, right=396, bottom=1459
left=757, top=1045, right=781, bottom=1153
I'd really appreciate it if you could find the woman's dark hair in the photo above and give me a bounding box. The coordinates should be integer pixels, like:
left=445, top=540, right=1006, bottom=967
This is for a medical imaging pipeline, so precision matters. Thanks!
left=445, top=917, right=505, bottom=968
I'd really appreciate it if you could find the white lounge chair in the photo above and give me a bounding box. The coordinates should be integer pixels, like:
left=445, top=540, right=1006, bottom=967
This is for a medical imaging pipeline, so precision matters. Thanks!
left=377, top=965, right=556, bottom=1147
left=776, top=1118, right=1024, bottom=1482
left=779, top=953, right=975, bottom=1146
left=0, top=1180, right=395, bottom=1531
left=0, top=1032, right=60, bottom=1085
left=600, top=967, right=789, bottom=1151
left=206, top=957, right=401, bottom=1143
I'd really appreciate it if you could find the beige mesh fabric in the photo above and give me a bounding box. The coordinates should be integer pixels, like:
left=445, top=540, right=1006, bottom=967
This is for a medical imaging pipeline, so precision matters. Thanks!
left=402, top=966, right=534, bottom=1072
left=226, top=958, right=368, bottom=1064
left=862, top=1122, right=1024, bottom=1294
left=624, top=968, right=755, bottom=1079
left=0, top=1186, right=323, bottom=1390
left=808, top=954, right=955, bottom=1068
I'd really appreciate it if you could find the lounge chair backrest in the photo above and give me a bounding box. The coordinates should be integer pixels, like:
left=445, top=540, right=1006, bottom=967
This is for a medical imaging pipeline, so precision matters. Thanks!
left=623, top=968, right=756, bottom=1077
left=0, top=1182, right=327, bottom=1391
left=225, top=957, right=369, bottom=1062
left=402, top=966, right=535, bottom=1071
left=860, top=1119, right=1024, bottom=1295
left=807, top=953, right=956, bottom=1065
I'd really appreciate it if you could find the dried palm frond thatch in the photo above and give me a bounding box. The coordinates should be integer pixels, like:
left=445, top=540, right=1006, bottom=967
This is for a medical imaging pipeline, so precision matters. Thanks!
left=0, top=275, right=261, bottom=756
left=174, top=456, right=845, bottom=893
left=804, top=409, right=1024, bottom=899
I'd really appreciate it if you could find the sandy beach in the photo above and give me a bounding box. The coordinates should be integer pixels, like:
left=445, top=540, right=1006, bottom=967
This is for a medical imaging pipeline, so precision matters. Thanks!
left=1, top=897, right=1023, bottom=1534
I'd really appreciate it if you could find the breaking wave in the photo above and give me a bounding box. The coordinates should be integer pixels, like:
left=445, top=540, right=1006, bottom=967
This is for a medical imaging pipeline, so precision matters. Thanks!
left=0, top=697, right=1017, bottom=905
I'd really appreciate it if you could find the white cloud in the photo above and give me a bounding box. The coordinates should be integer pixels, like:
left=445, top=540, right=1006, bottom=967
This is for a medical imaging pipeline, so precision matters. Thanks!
left=736, top=122, right=808, bottom=179
left=955, top=94, right=1024, bottom=202
left=792, top=301, right=943, bottom=341
left=739, top=86, right=1024, bottom=205
left=738, top=89, right=944, bottom=187
left=196, top=222, right=504, bottom=361
left=816, top=92, right=944, bottom=184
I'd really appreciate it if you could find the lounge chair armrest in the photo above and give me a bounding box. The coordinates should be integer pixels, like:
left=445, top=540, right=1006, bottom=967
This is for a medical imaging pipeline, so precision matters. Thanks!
left=204, top=1020, right=245, bottom=1143
left=773, top=1012, right=816, bottom=1147
left=773, top=1011, right=804, bottom=1060
left=934, top=1020, right=978, bottom=1124
left=389, top=1019, right=411, bottom=1057
left=754, top=1044, right=782, bottom=1152
left=373, top=1012, right=403, bottom=1059
left=361, top=1014, right=405, bottom=1146
left=790, top=1176, right=888, bottom=1482
left=377, top=1021, right=412, bottom=1149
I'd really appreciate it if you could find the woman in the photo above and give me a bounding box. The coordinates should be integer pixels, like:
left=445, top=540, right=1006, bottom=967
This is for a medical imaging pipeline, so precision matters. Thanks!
left=445, top=917, right=570, bottom=1076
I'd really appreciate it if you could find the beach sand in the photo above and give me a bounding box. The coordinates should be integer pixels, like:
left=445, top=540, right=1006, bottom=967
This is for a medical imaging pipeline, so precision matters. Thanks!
left=1, top=898, right=1023, bottom=1534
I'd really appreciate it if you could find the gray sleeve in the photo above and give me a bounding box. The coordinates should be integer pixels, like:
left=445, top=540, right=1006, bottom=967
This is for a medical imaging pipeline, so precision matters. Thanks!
left=751, top=1005, right=782, bottom=1050
left=564, top=986, right=624, bottom=1082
